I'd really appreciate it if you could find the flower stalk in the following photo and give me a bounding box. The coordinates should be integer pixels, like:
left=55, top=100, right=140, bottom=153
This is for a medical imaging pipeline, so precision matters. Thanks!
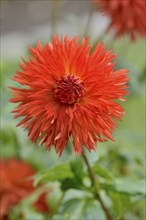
left=51, top=0, right=60, bottom=35
left=84, top=7, right=94, bottom=37
left=82, top=153, right=113, bottom=220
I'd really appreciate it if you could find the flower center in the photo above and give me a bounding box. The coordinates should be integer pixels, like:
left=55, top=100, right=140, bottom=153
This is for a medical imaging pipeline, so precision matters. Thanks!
left=54, top=75, right=85, bottom=105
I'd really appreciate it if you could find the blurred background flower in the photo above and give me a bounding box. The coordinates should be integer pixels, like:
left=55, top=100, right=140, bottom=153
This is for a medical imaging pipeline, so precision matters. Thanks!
left=92, top=0, right=146, bottom=40
left=0, top=158, right=50, bottom=220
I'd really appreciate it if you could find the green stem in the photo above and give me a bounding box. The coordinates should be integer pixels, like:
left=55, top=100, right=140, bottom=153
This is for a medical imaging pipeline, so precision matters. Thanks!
left=51, top=0, right=60, bottom=35
left=120, top=217, right=128, bottom=220
left=49, top=192, right=65, bottom=218
left=84, top=7, right=95, bottom=37
left=82, top=153, right=113, bottom=220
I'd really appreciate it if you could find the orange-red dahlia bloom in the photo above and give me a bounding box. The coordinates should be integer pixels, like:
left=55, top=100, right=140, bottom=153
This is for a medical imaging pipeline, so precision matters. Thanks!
left=0, top=158, right=49, bottom=219
left=92, top=0, right=146, bottom=40
left=10, top=36, right=129, bottom=155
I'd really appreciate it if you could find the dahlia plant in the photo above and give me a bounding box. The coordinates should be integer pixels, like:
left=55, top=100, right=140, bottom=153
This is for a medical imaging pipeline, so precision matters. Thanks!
left=3, top=0, right=145, bottom=219
left=9, top=35, right=130, bottom=220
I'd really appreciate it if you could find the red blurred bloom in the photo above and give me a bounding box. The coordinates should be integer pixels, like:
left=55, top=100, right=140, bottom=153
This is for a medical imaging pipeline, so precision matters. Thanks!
left=34, top=192, right=49, bottom=213
left=92, top=0, right=146, bottom=40
left=0, top=158, right=49, bottom=219
left=10, top=36, right=129, bottom=155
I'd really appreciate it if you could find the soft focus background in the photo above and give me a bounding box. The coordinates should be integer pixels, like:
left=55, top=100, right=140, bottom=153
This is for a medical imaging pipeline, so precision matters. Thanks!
left=1, top=0, right=145, bottom=219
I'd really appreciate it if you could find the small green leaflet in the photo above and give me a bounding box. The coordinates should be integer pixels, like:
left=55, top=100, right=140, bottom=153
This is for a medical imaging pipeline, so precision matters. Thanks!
left=34, top=162, right=74, bottom=186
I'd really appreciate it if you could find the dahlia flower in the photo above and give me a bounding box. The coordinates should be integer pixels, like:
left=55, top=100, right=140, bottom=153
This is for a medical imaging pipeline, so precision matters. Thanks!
left=10, top=36, right=129, bottom=155
left=93, top=0, right=146, bottom=40
left=0, top=158, right=49, bottom=219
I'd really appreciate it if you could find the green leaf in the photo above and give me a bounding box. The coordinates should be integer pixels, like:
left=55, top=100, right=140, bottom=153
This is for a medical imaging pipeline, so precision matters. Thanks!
left=17, top=207, right=44, bottom=220
left=61, top=157, right=84, bottom=191
left=82, top=199, right=105, bottom=220
left=52, top=197, right=105, bottom=220
left=92, top=163, right=114, bottom=180
left=34, top=162, right=74, bottom=186
left=108, top=192, right=131, bottom=219
left=70, top=157, right=84, bottom=180
left=47, top=182, right=62, bottom=210
left=101, top=178, right=146, bottom=196
left=114, top=178, right=146, bottom=196
left=61, top=178, right=78, bottom=191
